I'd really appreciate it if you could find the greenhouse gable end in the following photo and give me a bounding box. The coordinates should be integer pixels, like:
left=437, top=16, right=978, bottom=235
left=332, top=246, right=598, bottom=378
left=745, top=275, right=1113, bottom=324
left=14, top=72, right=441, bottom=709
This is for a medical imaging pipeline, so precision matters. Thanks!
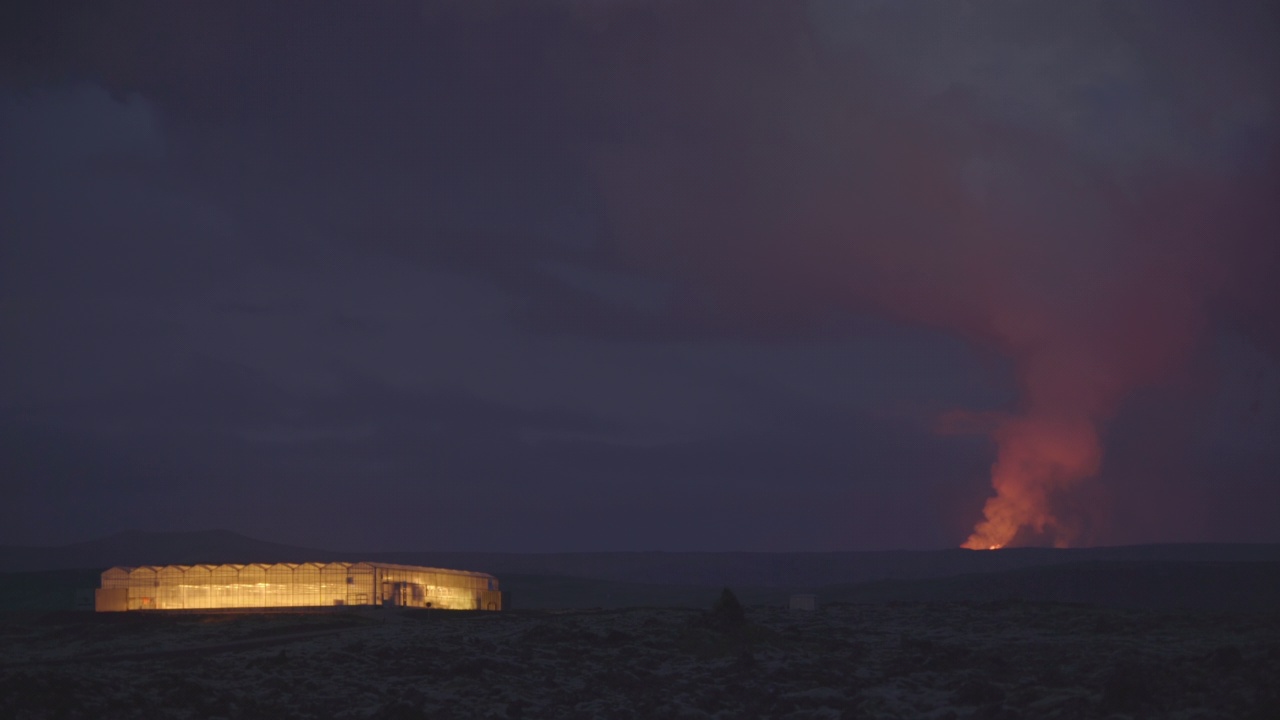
left=95, top=561, right=502, bottom=612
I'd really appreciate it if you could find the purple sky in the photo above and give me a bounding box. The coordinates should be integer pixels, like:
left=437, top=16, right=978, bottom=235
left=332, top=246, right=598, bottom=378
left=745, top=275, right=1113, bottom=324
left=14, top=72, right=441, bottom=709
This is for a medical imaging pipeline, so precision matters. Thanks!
left=2, top=1, right=1278, bottom=552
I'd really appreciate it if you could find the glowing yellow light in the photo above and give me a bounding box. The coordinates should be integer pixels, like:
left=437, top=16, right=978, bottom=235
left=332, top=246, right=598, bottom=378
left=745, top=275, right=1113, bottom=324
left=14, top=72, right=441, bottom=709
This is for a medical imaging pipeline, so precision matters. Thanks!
left=99, top=562, right=499, bottom=612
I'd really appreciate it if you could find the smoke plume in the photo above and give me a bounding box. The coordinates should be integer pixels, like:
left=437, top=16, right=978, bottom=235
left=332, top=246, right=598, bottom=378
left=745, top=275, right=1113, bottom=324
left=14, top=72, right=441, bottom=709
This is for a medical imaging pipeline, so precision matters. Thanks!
left=586, top=1, right=1279, bottom=547
left=6, top=0, right=1273, bottom=547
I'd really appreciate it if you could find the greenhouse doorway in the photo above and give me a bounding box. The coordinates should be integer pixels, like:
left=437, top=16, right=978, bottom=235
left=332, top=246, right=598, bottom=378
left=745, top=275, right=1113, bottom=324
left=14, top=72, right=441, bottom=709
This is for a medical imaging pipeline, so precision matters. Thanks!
left=383, top=581, right=423, bottom=607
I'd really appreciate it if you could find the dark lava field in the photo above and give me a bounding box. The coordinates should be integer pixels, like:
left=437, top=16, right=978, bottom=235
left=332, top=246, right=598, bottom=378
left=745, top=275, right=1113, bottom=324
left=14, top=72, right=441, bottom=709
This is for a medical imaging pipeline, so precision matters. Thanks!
left=2, top=600, right=1278, bottom=719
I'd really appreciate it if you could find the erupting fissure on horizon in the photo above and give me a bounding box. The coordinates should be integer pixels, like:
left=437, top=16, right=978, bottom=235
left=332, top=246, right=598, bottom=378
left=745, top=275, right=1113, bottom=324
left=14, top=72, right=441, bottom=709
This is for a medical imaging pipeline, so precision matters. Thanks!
left=587, top=2, right=1278, bottom=553
left=961, top=413, right=1104, bottom=550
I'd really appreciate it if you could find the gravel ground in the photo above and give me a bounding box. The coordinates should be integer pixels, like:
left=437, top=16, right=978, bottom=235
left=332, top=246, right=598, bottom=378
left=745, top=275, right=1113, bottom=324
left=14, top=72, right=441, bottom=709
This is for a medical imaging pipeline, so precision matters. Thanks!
left=2, top=601, right=1278, bottom=719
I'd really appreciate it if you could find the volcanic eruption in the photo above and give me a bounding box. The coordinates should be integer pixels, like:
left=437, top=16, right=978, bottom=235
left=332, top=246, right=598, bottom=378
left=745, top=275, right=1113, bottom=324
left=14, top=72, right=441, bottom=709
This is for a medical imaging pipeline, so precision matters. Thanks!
left=586, top=1, right=1278, bottom=548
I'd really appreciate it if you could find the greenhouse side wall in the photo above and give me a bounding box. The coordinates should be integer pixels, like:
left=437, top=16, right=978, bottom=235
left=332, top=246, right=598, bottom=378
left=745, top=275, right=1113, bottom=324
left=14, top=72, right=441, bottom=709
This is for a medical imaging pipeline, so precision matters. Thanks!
left=95, top=562, right=501, bottom=612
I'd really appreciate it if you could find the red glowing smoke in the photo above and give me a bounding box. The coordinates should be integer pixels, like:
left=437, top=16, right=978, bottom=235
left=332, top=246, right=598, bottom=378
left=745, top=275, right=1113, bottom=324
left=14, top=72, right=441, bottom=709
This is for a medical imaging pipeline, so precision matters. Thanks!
left=585, top=2, right=1278, bottom=547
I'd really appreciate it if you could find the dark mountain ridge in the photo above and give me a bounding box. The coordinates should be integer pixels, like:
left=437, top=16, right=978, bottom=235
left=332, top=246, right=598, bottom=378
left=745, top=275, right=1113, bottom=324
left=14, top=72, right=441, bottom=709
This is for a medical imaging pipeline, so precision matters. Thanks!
left=817, top=559, right=1280, bottom=613
left=3, top=530, right=1278, bottom=589
left=0, top=530, right=328, bottom=573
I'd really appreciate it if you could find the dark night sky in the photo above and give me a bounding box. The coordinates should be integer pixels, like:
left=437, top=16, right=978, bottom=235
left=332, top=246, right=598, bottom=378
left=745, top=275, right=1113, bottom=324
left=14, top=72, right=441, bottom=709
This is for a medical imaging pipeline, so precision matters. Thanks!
left=2, top=1, right=1278, bottom=552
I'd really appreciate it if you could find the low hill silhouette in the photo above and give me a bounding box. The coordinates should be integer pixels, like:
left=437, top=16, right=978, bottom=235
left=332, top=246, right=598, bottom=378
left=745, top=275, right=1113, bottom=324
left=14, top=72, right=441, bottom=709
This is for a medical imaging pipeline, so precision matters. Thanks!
left=0, top=530, right=337, bottom=572
left=374, top=543, right=1280, bottom=588
left=3, top=531, right=1280, bottom=613
left=4, top=529, right=1279, bottom=585
left=816, top=560, right=1280, bottom=613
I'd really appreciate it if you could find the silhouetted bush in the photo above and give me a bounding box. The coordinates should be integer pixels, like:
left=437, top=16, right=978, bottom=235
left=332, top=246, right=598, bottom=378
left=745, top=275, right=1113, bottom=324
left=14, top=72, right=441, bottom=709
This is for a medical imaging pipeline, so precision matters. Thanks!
left=710, top=587, right=746, bottom=630
left=953, top=678, right=1004, bottom=706
left=1098, top=662, right=1160, bottom=714
left=371, top=700, right=429, bottom=720
left=1213, top=644, right=1243, bottom=671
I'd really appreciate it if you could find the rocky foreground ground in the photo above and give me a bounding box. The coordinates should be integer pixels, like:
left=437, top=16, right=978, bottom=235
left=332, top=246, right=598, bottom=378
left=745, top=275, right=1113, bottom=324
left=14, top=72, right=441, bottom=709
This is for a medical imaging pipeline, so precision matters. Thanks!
left=1, top=601, right=1278, bottom=719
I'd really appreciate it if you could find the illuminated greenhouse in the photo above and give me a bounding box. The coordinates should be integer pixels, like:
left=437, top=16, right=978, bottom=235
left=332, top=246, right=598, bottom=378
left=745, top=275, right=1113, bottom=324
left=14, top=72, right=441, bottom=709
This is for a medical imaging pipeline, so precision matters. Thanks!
left=95, top=561, right=502, bottom=612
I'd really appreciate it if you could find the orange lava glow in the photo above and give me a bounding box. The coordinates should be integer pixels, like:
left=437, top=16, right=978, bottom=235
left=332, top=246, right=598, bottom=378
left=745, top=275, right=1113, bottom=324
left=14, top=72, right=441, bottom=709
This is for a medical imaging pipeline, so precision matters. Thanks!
left=962, top=414, right=1102, bottom=550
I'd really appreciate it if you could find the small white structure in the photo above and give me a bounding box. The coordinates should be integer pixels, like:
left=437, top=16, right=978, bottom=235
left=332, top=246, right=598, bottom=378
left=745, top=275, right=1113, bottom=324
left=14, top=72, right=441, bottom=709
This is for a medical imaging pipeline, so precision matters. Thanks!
left=789, top=593, right=816, bottom=611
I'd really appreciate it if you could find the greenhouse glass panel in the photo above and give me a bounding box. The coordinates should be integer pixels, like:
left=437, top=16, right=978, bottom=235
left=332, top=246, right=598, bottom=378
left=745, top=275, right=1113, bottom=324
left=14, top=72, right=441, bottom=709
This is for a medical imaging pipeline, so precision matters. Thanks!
left=96, top=562, right=500, bottom=612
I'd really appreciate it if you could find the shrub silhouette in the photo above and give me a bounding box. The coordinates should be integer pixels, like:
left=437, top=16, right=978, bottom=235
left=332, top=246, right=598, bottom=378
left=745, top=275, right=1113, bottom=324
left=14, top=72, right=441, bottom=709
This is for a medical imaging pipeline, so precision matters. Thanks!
left=709, top=587, right=746, bottom=629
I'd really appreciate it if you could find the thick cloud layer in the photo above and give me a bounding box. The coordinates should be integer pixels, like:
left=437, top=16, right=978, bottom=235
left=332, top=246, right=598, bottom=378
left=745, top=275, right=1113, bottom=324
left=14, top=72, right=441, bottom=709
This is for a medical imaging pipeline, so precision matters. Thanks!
left=590, top=1, right=1280, bottom=547
left=2, top=1, right=1277, bottom=549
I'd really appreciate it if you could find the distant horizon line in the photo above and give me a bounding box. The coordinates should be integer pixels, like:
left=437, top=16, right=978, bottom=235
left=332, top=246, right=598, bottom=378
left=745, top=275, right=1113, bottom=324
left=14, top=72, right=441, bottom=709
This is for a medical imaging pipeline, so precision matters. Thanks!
left=4, top=528, right=1278, bottom=554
